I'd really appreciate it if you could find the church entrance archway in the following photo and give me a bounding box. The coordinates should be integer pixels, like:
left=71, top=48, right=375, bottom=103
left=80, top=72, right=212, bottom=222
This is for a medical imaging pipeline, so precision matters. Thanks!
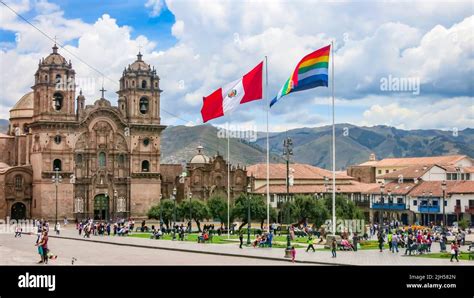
left=94, top=194, right=109, bottom=220
left=11, top=202, right=27, bottom=220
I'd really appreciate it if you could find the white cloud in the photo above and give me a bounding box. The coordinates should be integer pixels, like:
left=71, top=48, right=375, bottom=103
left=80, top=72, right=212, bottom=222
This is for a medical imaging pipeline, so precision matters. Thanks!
left=0, top=0, right=472, bottom=132
left=361, top=97, right=474, bottom=130
left=145, top=0, right=165, bottom=17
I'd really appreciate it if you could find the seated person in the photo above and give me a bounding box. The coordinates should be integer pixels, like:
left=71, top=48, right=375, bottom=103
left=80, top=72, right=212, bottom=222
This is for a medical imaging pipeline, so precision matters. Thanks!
left=253, top=235, right=262, bottom=247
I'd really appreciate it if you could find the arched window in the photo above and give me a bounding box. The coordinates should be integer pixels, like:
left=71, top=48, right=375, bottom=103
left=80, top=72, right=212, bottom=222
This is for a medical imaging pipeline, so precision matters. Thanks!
left=141, top=80, right=147, bottom=88
left=44, top=75, right=49, bottom=82
left=132, top=80, right=135, bottom=87
left=53, top=159, right=62, bottom=171
left=76, top=154, right=83, bottom=164
left=55, top=74, right=62, bottom=84
left=53, top=92, right=63, bottom=111
left=98, top=152, right=106, bottom=167
left=15, top=175, right=23, bottom=190
left=154, top=82, right=158, bottom=88
left=54, top=135, right=62, bottom=144
left=139, top=97, right=149, bottom=114
left=141, top=160, right=150, bottom=172
left=118, top=154, right=125, bottom=165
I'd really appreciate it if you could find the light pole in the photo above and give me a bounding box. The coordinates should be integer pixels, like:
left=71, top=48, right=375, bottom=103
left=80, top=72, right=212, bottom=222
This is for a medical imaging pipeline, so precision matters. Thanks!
left=159, top=194, right=163, bottom=229
left=51, top=168, right=62, bottom=228
left=387, top=189, right=392, bottom=224
left=246, top=184, right=251, bottom=245
left=172, top=187, right=177, bottom=240
left=422, top=191, right=426, bottom=226
left=188, top=191, right=192, bottom=233
left=442, top=180, right=447, bottom=227
left=113, top=189, right=118, bottom=221
left=283, top=137, right=293, bottom=204
left=324, top=176, right=329, bottom=200
left=379, top=182, right=385, bottom=225
left=428, top=191, right=433, bottom=227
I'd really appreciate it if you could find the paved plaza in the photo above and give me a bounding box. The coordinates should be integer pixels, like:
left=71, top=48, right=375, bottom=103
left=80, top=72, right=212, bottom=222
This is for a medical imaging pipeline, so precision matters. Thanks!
left=1, top=227, right=472, bottom=266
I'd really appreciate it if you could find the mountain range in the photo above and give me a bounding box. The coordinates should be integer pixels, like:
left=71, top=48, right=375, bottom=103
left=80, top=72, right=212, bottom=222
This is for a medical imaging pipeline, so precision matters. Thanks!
left=1, top=119, right=472, bottom=170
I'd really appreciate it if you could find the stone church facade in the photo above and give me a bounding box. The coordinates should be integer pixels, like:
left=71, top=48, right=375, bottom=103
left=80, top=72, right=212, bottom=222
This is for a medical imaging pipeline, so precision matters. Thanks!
left=0, top=44, right=165, bottom=221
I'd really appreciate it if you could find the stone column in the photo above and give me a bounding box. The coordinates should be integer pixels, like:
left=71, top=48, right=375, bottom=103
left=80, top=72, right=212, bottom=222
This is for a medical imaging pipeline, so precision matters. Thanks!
left=26, top=131, right=30, bottom=165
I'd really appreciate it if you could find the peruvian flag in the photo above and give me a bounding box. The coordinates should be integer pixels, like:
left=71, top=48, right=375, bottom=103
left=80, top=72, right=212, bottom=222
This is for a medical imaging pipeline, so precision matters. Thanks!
left=201, top=61, right=263, bottom=123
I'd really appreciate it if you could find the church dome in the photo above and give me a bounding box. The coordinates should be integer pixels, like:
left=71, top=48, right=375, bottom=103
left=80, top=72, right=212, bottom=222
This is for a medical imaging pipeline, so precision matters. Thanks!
left=42, top=44, right=68, bottom=65
left=190, top=145, right=210, bottom=164
left=10, top=91, right=34, bottom=119
left=129, top=52, right=151, bottom=71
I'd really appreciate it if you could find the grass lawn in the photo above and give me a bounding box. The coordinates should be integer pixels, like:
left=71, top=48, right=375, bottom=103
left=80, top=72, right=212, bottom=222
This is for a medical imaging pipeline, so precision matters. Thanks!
left=126, top=232, right=305, bottom=248
left=411, top=252, right=474, bottom=261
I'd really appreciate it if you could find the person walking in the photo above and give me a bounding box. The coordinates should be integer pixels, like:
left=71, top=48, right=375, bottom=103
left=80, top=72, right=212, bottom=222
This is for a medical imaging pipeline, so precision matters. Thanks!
left=450, top=241, right=459, bottom=262
left=378, top=233, right=385, bottom=252
left=391, top=233, right=399, bottom=253
left=331, top=238, right=337, bottom=258
left=55, top=222, right=60, bottom=235
left=306, top=236, right=316, bottom=252
left=352, top=233, right=359, bottom=252
left=239, top=232, right=243, bottom=249
left=291, top=246, right=296, bottom=263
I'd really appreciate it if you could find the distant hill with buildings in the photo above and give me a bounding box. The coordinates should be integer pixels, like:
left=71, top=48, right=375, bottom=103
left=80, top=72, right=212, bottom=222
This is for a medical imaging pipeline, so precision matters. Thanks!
left=160, top=124, right=473, bottom=169
left=0, top=119, right=8, bottom=133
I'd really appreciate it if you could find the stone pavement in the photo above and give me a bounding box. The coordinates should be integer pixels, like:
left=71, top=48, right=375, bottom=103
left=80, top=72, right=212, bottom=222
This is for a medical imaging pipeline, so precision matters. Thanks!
left=0, top=233, right=292, bottom=265
left=47, top=228, right=473, bottom=266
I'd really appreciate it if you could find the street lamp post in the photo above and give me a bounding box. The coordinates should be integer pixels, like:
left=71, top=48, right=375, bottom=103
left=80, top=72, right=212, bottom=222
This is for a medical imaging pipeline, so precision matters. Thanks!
left=441, top=180, right=447, bottom=227
left=387, top=189, right=392, bottom=224
left=113, top=189, right=118, bottom=221
left=159, top=194, right=163, bottom=229
left=422, top=191, right=426, bottom=226
left=188, top=192, right=192, bottom=233
left=429, top=191, right=433, bottom=227
left=172, top=187, right=177, bottom=240
left=246, top=185, right=251, bottom=245
left=51, top=168, right=62, bottom=228
left=379, top=182, right=385, bottom=225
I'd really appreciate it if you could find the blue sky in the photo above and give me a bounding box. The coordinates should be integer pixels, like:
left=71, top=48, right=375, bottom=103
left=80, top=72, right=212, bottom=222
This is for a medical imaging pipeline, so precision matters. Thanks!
left=0, top=0, right=472, bottom=131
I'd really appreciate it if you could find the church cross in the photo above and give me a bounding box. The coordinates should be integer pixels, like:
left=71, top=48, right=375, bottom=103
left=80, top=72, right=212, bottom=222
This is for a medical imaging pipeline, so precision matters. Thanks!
left=100, top=86, right=106, bottom=99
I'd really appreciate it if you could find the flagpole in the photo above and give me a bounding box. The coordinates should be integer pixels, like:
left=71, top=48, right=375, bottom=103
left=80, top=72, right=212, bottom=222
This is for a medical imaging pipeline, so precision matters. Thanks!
left=331, top=40, right=336, bottom=236
left=265, top=56, right=270, bottom=234
left=227, top=131, right=230, bottom=239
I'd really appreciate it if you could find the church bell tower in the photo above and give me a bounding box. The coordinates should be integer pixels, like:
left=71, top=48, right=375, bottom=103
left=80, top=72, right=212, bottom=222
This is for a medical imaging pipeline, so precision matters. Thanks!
left=32, top=44, right=76, bottom=122
left=117, top=52, right=162, bottom=124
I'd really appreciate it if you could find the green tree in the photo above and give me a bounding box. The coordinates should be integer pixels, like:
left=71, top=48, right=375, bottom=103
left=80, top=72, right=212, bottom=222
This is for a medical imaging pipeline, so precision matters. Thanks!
left=207, top=195, right=233, bottom=228
left=324, top=195, right=364, bottom=220
left=179, top=199, right=210, bottom=232
left=289, top=195, right=330, bottom=227
left=233, top=194, right=277, bottom=230
left=147, top=199, right=176, bottom=229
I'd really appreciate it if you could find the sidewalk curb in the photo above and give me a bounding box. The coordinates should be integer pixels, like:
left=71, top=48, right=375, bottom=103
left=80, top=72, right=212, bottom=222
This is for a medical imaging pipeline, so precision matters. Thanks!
left=50, top=235, right=350, bottom=266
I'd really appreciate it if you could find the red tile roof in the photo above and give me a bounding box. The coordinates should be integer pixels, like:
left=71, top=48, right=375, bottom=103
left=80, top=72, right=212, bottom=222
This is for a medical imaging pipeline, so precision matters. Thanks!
left=369, top=155, right=468, bottom=167
left=377, top=164, right=436, bottom=179
left=365, top=181, right=418, bottom=195
left=247, top=163, right=352, bottom=180
left=253, top=182, right=378, bottom=194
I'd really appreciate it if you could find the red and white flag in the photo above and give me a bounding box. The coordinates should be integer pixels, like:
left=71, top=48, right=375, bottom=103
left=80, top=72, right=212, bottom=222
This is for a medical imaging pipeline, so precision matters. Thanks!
left=201, top=61, right=263, bottom=123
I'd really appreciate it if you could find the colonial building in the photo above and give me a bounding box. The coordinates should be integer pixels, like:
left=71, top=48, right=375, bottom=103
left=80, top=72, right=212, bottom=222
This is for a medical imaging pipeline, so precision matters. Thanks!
left=160, top=146, right=248, bottom=202
left=0, top=45, right=165, bottom=221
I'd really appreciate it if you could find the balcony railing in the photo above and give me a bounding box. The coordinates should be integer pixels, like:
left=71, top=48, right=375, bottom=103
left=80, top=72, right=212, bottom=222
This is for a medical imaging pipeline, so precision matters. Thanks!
left=418, top=205, right=440, bottom=213
left=372, top=203, right=406, bottom=210
left=465, top=206, right=474, bottom=214
left=455, top=205, right=461, bottom=214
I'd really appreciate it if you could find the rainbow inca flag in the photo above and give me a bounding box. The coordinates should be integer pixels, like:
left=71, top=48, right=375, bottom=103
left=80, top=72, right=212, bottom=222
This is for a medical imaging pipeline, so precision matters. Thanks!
left=270, top=44, right=330, bottom=107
